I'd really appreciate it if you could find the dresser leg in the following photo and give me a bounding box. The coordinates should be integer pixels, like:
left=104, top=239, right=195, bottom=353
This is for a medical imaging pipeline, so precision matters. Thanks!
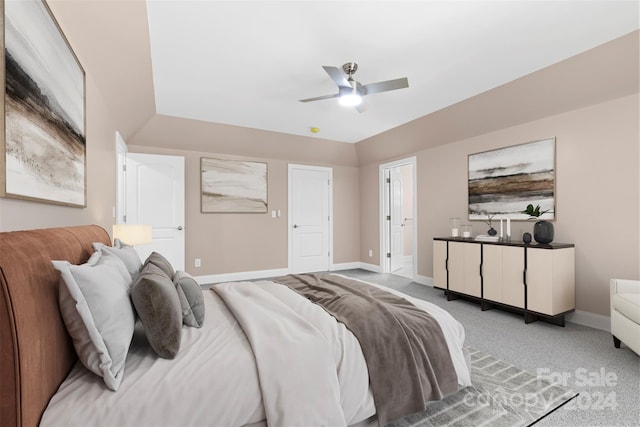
left=613, top=335, right=621, bottom=348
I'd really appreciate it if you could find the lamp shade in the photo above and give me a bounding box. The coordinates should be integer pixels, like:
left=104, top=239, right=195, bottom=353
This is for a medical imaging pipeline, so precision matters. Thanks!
left=112, top=224, right=153, bottom=246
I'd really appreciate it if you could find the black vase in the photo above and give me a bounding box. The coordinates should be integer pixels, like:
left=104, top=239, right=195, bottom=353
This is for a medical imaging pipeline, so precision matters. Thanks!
left=534, top=221, right=554, bottom=244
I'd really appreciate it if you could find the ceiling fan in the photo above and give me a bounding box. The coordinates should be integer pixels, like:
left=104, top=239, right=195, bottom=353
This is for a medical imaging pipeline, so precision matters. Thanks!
left=299, top=62, right=409, bottom=113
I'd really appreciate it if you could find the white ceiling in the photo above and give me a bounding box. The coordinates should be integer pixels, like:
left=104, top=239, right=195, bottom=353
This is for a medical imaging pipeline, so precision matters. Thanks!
left=146, top=1, right=639, bottom=144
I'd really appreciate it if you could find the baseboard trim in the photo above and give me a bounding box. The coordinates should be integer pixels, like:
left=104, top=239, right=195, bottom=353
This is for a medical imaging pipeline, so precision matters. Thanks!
left=359, top=262, right=382, bottom=273
left=194, top=268, right=290, bottom=286
left=566, top=310, right=611, bottom=332
left=331, top=262, right=362, bottom=271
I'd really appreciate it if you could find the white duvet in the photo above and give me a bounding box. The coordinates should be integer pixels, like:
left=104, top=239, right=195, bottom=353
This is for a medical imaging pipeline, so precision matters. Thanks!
left=41, top=275, right=470, bottom=427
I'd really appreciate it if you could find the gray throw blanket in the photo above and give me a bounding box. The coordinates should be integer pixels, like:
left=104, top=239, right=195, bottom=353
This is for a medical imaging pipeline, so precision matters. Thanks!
left=274, top=273, right=458, bottom=425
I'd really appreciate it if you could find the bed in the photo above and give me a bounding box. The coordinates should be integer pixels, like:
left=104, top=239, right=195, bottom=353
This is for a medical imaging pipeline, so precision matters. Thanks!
left=0, top=225, right=471, bottom=427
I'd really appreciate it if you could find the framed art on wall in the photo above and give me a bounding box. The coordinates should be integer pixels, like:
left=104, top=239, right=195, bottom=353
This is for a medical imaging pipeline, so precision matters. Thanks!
left=201, top=157, right=268, bottom=213
left=468, top=138, right=555, bottom=220
left=1, top=0, right=86, bottom=207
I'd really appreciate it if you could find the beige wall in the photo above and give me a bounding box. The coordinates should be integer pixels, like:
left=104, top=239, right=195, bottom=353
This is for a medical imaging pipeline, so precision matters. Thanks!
left=0, top=3, right=636, bottom=322
left=358, top=94, right=639, bottom=316
left=131, top=115, right=359, bottom=168
left=355, top=31, right=639, bottom=166
left=128, top=145, right=288, bottom=275
left=359, top=164, right=379, bottom=264
left=129, top=124, right=360, bottom=276
left=0, top=0, right=152, bottom=233
left=333, top=166, right=361, bottom=264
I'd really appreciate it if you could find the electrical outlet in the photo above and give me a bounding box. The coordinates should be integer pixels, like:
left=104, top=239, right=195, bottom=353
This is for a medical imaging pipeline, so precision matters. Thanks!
left=368, top=249, right=373, bottom=257
left=194, top=258, right=201, bottom=268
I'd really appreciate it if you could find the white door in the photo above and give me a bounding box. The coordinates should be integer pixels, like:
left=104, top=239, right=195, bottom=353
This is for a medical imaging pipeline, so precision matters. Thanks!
left=126, top=153, right=185, bottom=271
left=389, top=167, right=404, bottom=272
left=289, top=164, right=332, bottom=273
left=380, top=157, right=416, bottom=275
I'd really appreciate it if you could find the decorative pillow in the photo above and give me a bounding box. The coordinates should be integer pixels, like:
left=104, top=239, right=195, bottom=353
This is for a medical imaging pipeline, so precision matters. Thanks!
left=92, top=239, right=142, bottom=282
left=131, top=263, right=182, bottom=359
left=144, top=251, right=175, bottom=278
left=52, top=252, right=135, bottom=391
left=173, top=271, right=205, bottom=328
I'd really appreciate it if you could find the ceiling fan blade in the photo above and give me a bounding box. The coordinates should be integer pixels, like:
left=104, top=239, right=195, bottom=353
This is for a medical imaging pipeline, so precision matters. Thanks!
left=361, top=77, right=409, bottom=96
left=322, top=65, right=351, bottom=88
left=299, top=93, right=339, bottom=103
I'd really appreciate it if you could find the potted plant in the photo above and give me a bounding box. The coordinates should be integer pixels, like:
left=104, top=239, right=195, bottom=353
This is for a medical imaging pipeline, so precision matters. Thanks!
left=481, top=213, right=497, bottom=236
left=522, top=204, right=554, bottom=244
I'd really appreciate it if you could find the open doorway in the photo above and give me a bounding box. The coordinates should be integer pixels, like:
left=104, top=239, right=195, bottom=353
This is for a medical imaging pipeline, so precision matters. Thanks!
left=380, top=157, right=416, bottom=279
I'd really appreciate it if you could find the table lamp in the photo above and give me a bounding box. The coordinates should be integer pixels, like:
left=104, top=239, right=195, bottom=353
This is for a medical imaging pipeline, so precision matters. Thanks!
left=112, top=224, right=152, bottom=246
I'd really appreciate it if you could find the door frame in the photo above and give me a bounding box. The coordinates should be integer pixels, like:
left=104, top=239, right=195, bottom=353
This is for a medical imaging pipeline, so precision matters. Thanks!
left=379, top=156, right=417, bottom=275
left=115, top=131, right=128, bottom=224
left=288, top=164, right=333, bottom=273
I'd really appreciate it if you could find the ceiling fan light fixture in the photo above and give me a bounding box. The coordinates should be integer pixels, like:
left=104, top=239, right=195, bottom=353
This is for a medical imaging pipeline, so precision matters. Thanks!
left=338, top=86, right=362, bottom=106
left=298, top=62, right=408, bottom=112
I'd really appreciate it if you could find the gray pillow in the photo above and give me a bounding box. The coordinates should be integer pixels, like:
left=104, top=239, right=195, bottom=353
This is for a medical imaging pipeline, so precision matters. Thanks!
left=173, top=271, right=205, bottom=328
left=131, top=263, right=182, bottom=359
left=52, top=252, right=135, bottom=391
left=144, top=252, right=175, bottom=278
left=93, top=239, right=142, bottom=282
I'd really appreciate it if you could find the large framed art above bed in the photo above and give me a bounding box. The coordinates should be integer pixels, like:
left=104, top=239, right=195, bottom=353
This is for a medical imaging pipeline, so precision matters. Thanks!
left=0, top=225, right=471, bottom=427
left=1, top=0, right=87, bottom=207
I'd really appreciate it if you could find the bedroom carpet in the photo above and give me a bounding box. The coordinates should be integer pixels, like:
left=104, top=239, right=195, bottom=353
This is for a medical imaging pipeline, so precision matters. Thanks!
left=338, top=269, right=640, bottom=427
left=389, top=347, right=578, bottom=427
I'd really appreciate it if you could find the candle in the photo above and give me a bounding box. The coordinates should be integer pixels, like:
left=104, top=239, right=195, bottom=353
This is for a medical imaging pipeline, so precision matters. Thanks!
left=450, top=218, right=460, bottom=237
left=506, top=217, right=511, bottom=238
left=463, top=230, right=471, bottom=238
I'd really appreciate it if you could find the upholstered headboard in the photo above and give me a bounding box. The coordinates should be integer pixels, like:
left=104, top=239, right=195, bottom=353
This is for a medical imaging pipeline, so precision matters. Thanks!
left=0, top=225, right=111, bottom=427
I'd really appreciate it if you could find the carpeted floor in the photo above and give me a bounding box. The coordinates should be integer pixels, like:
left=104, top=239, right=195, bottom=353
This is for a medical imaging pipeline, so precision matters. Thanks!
left=338, top=270, right=640, bottom=427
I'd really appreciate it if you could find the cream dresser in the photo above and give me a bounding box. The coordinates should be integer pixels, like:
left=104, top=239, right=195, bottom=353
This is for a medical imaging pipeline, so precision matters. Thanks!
left=433, top=237, right=575, bottom=326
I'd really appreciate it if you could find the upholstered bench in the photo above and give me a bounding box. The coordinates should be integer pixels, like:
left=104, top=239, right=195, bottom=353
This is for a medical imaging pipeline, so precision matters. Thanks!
left=610, top=278, right=640, bottom=356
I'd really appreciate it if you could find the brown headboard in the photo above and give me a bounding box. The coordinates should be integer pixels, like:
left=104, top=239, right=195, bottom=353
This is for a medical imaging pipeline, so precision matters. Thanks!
left=0, top=225, right=111, bottom=427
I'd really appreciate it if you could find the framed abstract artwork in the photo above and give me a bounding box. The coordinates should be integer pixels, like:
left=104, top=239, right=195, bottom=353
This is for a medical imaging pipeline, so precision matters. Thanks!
left=201, top=157, right=268, bottom=213
left=468, top=138, right=555, bottom=220
left=1, top=0, right=86, bottom=207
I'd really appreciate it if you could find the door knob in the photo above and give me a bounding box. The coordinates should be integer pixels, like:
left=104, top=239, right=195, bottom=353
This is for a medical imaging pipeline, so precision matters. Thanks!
left=293, top=224, right=299, bottom=228
left=177, top=226, right=183, bottom=231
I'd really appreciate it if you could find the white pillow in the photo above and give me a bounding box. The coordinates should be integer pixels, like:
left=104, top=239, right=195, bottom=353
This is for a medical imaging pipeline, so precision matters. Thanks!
left=52, top=252, right=135, bottom=391
left=92, top=239, right=143, bottom=282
